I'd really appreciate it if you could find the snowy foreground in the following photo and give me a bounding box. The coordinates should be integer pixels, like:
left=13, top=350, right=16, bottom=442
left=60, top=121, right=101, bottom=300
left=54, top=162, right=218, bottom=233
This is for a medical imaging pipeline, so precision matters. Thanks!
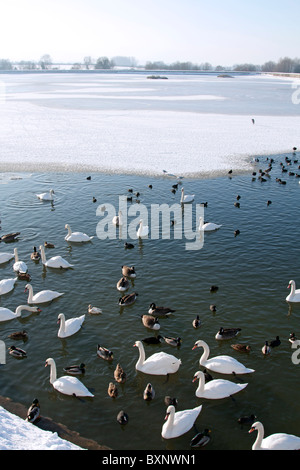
left=0, top=406, right=84, bottom=450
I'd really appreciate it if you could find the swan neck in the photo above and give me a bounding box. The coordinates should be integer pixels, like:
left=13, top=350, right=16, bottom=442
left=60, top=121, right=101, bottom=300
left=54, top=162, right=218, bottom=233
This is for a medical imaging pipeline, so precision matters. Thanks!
left=290, top=282, right=295, bottom=295
left=15, top=305, right=34, bottom=316
left=26, top=285, right=33, bottom=303
left=49, top=360, right=57, bottom=384
left=200, top=343, right=210, bottom=364
left=66, top=225, right=72, bottom=236
left=252, top=424, right=264, bottom=450
left=40, top=246, right=46, bottom=264
left=136, top=342, right=146, bottom=368
left=197, top=373, right=205, bottom=393
left=58, top=315, right=65, bottom=334
left=165, top=408, right=175, bottom=432
left=14, top=248, right=19, bottom=262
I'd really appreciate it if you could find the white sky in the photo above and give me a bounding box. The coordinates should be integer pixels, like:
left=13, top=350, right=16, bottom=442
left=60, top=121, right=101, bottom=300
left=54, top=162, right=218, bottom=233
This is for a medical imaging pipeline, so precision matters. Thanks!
left=1, top=0, right=299, bottom=66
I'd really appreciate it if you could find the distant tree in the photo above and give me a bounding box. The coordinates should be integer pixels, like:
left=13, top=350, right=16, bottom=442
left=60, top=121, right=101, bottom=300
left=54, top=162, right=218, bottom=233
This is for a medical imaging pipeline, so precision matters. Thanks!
left=39, top=54, right=52, bottom=70
left=71, top=63, right=82, bottom=70
left=0, top=59, right=13, bottom=70
left=95, top=57, right=114, bottom=69
left=261, top=61, right=277, bottom=72
left=233, top=63, right=257, bottom=71
left=276, top=56, right=295, bottom=73
left=145, top=61, right=168, bottom=70
left=18, top=60, right=37, bottom=70
left=215, top=65, right=226, bottom=71
left=200, top=62, right=213, bottom=71
left=84, top=56, right=92, bottom=69
left=111, top=56, right=137, bottom=67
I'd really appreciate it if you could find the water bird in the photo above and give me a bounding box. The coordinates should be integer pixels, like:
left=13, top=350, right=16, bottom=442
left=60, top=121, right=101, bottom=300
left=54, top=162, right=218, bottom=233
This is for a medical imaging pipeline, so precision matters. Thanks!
left=234, top=229, right=240, bottom=237
left=13, top=248, right=28, bottom=274
left=201, top=201, right=208, bottom=207
left=192, top=370, right=248, bottom=399
left=45, top=357, right=94, bottom=397
left=92, top=197, right=97, bottom=203
left=148, top=303, right=175, bottom=317
left=97, top=345, right=113, bottom=361
left=289, top=333, right=297, bottom=344
left=0, top=277, right=18, bottom=296
left=133, top=340, right=181, bottom=375
left=114, top=363, right=127, bottom=383
left=86, top=176, right=91, bottom=180
left=116, top=277, right=130, bottom=292
left=199, top=217, right=222, bottom=231
left=0, top=251, right=14, bottom=264
left=148, top=184, right=152, bottom=189
left=36, top=189, right=55, bottom=201
left=286, top=280, right=300, bottom=302
left=136, top=219, right=149, bottom=238
left=88, top=305, right=102, bottom=314
left=0, top=305, right=41, bottom=322
left=108, top=382, right=118, bottom=398
left=44, top=241, right=55, bottom=248
left=142, top=335, right=163, bottom=345
left=18, top=272, right=31, bottom=281
left=8, top=345, right=27, bottom=358
left=267, top=200, right=272, bottom=206
left=118, top=292, right=138, bottom=306
left=0, top=232, right=20, bottom=243
left=164, top=396, right=178, bottom=407
left=117, top=410, right=129, bottom=425
left=25, top=283, right=64, bottom=304
left=234, top=202, right=240, bottom=208
left=238, top=414, right=257, bottom=426
left=269, top=336, right=281, bottom=348
left=26, top=399, right=40, bottom=423
left=180, top=187, right=194, bottom=204
left=228, top=169, right=233, bottom=175
left=124, top=242, right=134, bottom=249
left=192, top=315, right=201, bottom=328
left=210, top=285, right=219, bottom=293
left=236, top=195, right=241, bottom=200
left=141, top=314, right=160, bottom=330
left=163, top=336, right=182, bottom=347
left=8, top=330, right=28, bottom=340
left=262, top=341, right=271, bottom=355
left=215, top=327, right=241, bottom=340
left=161, top=405, right=202, bottom=439
left=64, top=224, right=94, bottom=242
left=231, top=344, right=251, bottom=353
left=190, top=428, right=211, bottom=448
left=210, top=304, right=217, bottom=312
left=39, top=245, right=74, bottom=269
left=192, top=340, right=255, bottom=374
left=30, top=247, right=41, bottom=261
left=121, top=265, right=136, bottom=278
left=57, top=313, right=85, bottom=338
left=143, top=383, right=155, bottom=400
left=249, top=421, right=300, bottom=450
left=112, top=211, right=123, bottom=226
left=63, top=363, right=86, bottom=375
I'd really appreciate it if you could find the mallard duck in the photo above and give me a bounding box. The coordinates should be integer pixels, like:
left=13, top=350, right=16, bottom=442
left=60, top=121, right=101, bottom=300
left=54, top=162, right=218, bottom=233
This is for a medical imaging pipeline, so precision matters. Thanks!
left=63, top=363, right=86, bottom=375
left=118, top=292, right=138, bottom=306
left=163, top=336, right=182, bottom=347
left=141, top=314, right=160, bottom=330
left=192, top=315, right=201, bottom=328
left=108, top=382, right=118, bottom=398
left=114, top=363, right=126, bottom=383
left=143, top=383, right=155, bottom=401
left=97, top=344, right=113, bottom=360
left=26, top=399, right=40, bottom=423
left=148, top=303, right=175, bottom=317
left=190, top=428, right=211, bottom=448
left=142, top=335, right=163, bottom=345
left=30, top=247, right=41, bottom=261
left=88, top=305, right=102, bottom=314
left=116, top=277, right=130, bottom=292
left=215, top=327, right=241, bottom=340
left=8, top=330, right=28, bottom=340
left=121, top=265, right=136, bottom=278
left=44, top=241, right=55, bottom=248
left=17, top=271, right=31, bottom=281
left=231, top=344, right=251, bottom=353
left=117, top=410, right=129, bottom=425
left=8, top=345, right=27, bottom=357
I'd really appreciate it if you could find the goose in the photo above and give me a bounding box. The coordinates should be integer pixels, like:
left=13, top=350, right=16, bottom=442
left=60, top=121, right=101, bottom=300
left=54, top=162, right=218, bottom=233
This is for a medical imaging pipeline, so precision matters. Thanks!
left=114, top=363, right=127, bottom=384
left=112, top=211, right=123, bottom=226
left=192, top=340, right=255, bottom=374
left=192, top=315, right=201, bottom=328
left=121, top=265, right=136, bottom=279
left=143, top=383, right=155, bottom=400
left=0, top=305, right=41, bottom=322
left=117, top=410, right=129, bottom=425
left=198, top=217, right=222, bottom=231
left=192, top=370, right=248, bottom=399
left=39, top=245, right=73, bottom=269
left=180, top=188, right=194, bottom=204
left=0, top=277, right=17, bottom=296
left=8, top=330, right=28, bottom=340
left=210, top=304, right=217, bottom=312
left=45, top=357, right=94, bottom=397
left=18, top=272, right=31, bottom=281
left=25, top=283, right=64, bottom=304
left=13, top=248, right=28, bottom=274
left=163, top=336, right=182, bottom=347
left=161, top=404, right=202, bottom=439
left=57, top=313, right=85, bottom=338
left=133, top=340, right=181, bottom=375
left=286, top=280, right=300, bottom=302
left=0, top=251, right=14, bottom=264
left=116, top=277, right=130, bottom=292
left=63, top=363, right=86, bottom=375
left=231, top=344, right=251, bottom=353
left=26, top=399, right=40, bottom=423
left=215, top=327, right=241, bottom=340
left=8, top=345, right=27, bottom=358
left=119, top=292, right=138, bottom=306
left=64, top=224, right=94, bottom=243
left=0, top=232, right=20, bottom=242
left=88, top=305, right=102, bottom=315
left=249, top=421, right=300, bottom=450
left=97, top=344, right=113, bottom=361
left=142, top=335, right=163, bottom=345
left=141, top=314, right=161, bottom=330
left=148, top=303, right=175, bottom=317
left=36, top=189, right=55, bottom=201
left=136, top=219, right=149, bottom=238
left=262, top=341, right=271, bottom=355
left=190, top=428, right=211, bottom=448
left=108, top=382, right=118, bottom=398
left=30, top=247, right=41, bottom=261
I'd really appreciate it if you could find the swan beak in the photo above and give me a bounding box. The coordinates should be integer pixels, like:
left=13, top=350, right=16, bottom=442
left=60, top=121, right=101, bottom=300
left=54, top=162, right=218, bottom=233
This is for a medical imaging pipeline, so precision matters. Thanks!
left=37, top=308, right=42, bottom=313
left=192, top=345, right=198, bottom=350
left=248, top=427, right=255, bottom=433
left=287, top=284, right=291, bottom=288
left=192, top=376, right=197, bottom=382
left=164, top=412, right=170, bottom=421
left=45, top=361, right=48, bottom=367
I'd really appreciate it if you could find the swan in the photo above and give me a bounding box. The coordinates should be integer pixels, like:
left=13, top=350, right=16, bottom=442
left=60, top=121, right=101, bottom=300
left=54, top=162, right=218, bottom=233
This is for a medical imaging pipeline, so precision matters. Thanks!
left=137, top=219, right=149, bottom=238
left=13, top=248, right=28, bottom=274
left=0, top=305, right=41, bottom=322
left=192, top=370, right=248, bottom=399
left=161, top=404, right=202, bottom=439
left=64, top=224, right=94, bottom=243
left=0, top=277, right=17, bottom=296
left=39, top=245, right=74, bottom=269
left=198, top=217, right=222, bottom=231
left=286, top=280, right=300, bottom=302
left=36, top=189, right=55, bottom=201
left=0, top=251, right=14, bottom=265
left=112, top=211, right=123, bottom=226
left=45, top=357, right=94, bottom=397
left=25, top=283, right=64, bottom=304
left=180, top=188, right=194, bottom=204
left=88, top=305, right=102, bottom=314
left=192, top=340, right=255, bottom=374
left=57, top=313, right=85, bottom=338
left=133, top=340, right=181, bottom=375
left=249, top=421, right=300, bottom=450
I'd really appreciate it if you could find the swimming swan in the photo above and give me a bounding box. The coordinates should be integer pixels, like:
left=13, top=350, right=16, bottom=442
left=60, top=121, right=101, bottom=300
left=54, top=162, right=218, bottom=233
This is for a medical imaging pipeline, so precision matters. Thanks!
left=0, top=252, right=14, bottom=265
left=13, top=248, right=28, bottom=274
left=192, top=370, right=248, bottom=399
left=64, top=224, right=94, bottom=243
left=57, top=313, right=85, bottom=338
left=0, top=278, right=17, bottom=296
left=40, top=245, right=74, bottom=269
left=45, top=357, right=94, bottom=397
left=161, top=404, right=202, bottom=439
left=198, top=217, right=222, bottom=231
left=36, top=189, right=55, bottom=201
left=192, top=340, right=255, bottom=374
left=0, top=305, right=41, bottom=322
left=133, top=340, right=181, bottom=375
left=180, top=188, right=194, bottom=204
left=286, top=280, right=300, bottom=302
left=249, top=421, right=300, bottom=450
left=25, top=283, right=64, bottom=304
left=137, top=219, right=149, bottom=238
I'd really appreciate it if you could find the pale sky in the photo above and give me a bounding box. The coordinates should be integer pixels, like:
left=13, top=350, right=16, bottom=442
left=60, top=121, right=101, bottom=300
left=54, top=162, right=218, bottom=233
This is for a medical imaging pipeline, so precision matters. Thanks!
left=1, top=0, right=299, bottom=66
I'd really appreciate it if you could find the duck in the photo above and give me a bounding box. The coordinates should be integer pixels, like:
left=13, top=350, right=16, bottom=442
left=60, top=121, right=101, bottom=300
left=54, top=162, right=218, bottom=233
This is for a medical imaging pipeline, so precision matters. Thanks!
left=44, top=241, right=55, bottom=248
left=237, top=414, right=257, bottom=426
left=198, top=217, right=222, bottom=231
left=269, top=336, right=281, bottom=348
left=148, top=303, right=175, bottom=317
left=112, top=211, right=123, bottom=226
left=286, top=280, right=300, bottom=302
left=0, top=277, right=18, bottom=296
left=137, top=219, right=149, bottom=238
left=117, top=410, right=129, bottom=425
left=0, top=251, right=14, bottom=265
left=192, top=370, right=248, bottom=399
left=39, top=245, right=74, bottom=269
left=192, top=315, right=201, bottom=328
left=262, top=341, right=271, bottom=355
left=180, top=188, right=194, bottom=204
left=142, top=335, right=163, bottom=345
left=63, top=363, right=86, bottom=375
left=234, top=229, right=240, bottom=237
left=0, top=305, right=41, bottom=322
left=215, top=327, right=241, bottom=340
left=57, top=313, right=85, bottom=338
left=0, top=232, right=20, bottom=243
left=36, top=189, right=55, bottom=201
left=25, top=283, right=64, bottom=304
left=210, top=285, right=219, bottom=293
left=141, top=314, right=160, bottom=330
left=124, top=242, right=134, bottom=249
left=289, top=333, right=297, bottom=344
left=231, top=344, right=251, bottom=353
left=190, top=428, right=211, bottom=448
left=88, top=305, right=102, bottom=314
left=119, top=292, right=138, bottom=306
left=143, top=383, right=155, bottom=400
left=192, top=340, right=255, bottom=374
left=163, top=336, right=182, bottom=347
left=121, top=265, right=136, bottom=279
left=30, top=247, right=41, bottom=261
left=108, top=382, right=118, bottom=398
left=161, top=404, right=202, bottom=439
left=133, top=340, right=181, bottom=375
left=18, top=272, right=31, bottom=281
left=45, top=357, right=94, bottom=397
left=13, top=248, right=28, bottom=274
left=97, top=344, right=113, bottom=361
left=210, top=304, right=217, bottom=312
left=8, top=330, right=28, bottom=340
left=25, top=399, right=40, bottom=423
left=9, top=345, right=27, bottom=358
left=249, top=421, right=300, bottom=450
left=64, top=224, right=94, bottom=243
left=114, top=363, right=127, bottom=383
left=164, top=396, right=178, bottom=407
left=116, top=277, right=130, bottom=292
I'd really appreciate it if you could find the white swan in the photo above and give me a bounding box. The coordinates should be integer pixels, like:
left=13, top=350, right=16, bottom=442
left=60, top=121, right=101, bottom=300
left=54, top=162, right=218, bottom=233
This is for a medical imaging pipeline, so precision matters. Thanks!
left=286, top=280, right=300, bottom=302
left=0, top=277, right=17, bottom=296
left=25, top=283, right=64, bottom=304
left=0, top=305, right=41, bottom=322
left=112, top=211, right=123, bottom=226
left=45, top=357, right=94, bottom=397
left=249, top=421, right=300, bottom=450
left=57, top=313, right=85, bottom=338
left=137, top=219, right=149, bottom=238
left=198, top=217, right=222, bottom=231
left=133, top=340, right=181, bottom=375
left=180, top=187, right=194, bottom=204
left=39, top=245, right=74, bottom=269
left=192, top=370, right=248, bottom=399
left=36, top=189, right=54, bottom=201
left=192, top=340, right=255, bottom=374
left=0, top=252, right=14, bottom=265
left=13, top=248, right=28, bottom=273
left=161, top=405, right=202, bottom=439
left=64, top=224, right=94, bottom=243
